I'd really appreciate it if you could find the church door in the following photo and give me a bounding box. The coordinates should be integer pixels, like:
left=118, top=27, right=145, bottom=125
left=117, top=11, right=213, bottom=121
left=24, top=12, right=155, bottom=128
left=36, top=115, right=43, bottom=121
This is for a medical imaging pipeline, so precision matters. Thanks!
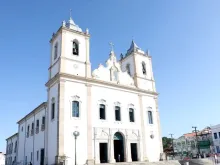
left=131, top=143, right=138, bottom=161
left=114, top=132, right=124, bottom=162
left=99, top=143, right=108, bottom=163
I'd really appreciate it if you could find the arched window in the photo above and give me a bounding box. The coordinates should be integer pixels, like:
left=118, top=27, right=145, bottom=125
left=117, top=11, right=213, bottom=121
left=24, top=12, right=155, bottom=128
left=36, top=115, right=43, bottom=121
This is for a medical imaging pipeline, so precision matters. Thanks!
left=51, top=99, right=55, bottom=120
left=115, top=106, right=121, bottom=121
left=72, top=101, right=79, bottom=117
left=72, top=41, right=79, bottom=55
left=54, top=42, right=58, bottom=60
left=129, top=108, right=135, bottom=122
left=148, top=110, right=153, bottom=124
left=99, top=104, right=106, bottom=120
left=142, top=62, right=146, bottom=75
left=126, top=64, right=131, bottom=76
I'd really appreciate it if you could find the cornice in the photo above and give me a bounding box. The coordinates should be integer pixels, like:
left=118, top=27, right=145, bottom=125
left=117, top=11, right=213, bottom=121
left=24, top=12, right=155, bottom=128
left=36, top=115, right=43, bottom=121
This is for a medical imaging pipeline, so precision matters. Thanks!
left=6, top=133, right=18, bottom=141
left=48, top=57, right=60, bottom=70
left=50, top=26, right=90, bottom=43
left=136, top=76, right=155, bottom=82
left=119, top=51, right=151, bottom=63
left=16, top=102, right=47, bottom=124
left=46, top=73, right=158, bottom=96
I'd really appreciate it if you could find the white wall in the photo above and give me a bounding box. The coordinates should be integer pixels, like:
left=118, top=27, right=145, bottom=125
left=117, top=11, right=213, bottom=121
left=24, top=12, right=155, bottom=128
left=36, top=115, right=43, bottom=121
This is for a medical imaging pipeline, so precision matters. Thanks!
left=0, top=153, right=5, bottom=165
left=211, top=124, right=220, bottom=153
left=17, top=106, right=46, bottom=165
left=62, top=81, right=88, bottom=165
left=6, top=135, right=18, bottom=165
left=50, top=33, right=62, bottom=79
left=47, top=83, right=58, bottom=165
left=121, top=55, right=135, bottom=77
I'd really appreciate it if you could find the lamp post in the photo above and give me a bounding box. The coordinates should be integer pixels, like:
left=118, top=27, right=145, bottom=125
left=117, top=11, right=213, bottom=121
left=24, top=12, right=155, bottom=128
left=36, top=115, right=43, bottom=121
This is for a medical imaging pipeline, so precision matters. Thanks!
left=169, top=134, right=175, bottom=157
left=73, top=131, right=80, bottom=165
left=192, top=126, right=200, bottom=156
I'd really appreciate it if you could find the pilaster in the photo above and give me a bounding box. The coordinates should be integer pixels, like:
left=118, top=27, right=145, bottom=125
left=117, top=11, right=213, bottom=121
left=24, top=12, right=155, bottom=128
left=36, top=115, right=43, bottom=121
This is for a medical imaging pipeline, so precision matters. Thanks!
left=154, top=97, right=163, bottom=153
left=138, top=94, right=148, bottom=161
left=86, top=84, right=94, bottom=165
left=57, top=80, right=65, bottom=162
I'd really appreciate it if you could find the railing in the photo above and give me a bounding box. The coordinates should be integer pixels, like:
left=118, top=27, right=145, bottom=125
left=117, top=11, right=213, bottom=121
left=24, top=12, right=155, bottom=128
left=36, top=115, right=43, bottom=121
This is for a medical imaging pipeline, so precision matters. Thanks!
left=41, top=124, right=45, bottom=131
left=36, top=127, right=39, bottom=134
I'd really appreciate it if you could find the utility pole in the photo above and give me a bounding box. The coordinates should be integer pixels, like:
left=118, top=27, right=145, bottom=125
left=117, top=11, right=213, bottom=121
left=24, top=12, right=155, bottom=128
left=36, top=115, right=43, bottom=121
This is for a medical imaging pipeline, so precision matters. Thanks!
left=192, top=126, right=200, bottom=155
left=169, top=134, right=175, bottom=157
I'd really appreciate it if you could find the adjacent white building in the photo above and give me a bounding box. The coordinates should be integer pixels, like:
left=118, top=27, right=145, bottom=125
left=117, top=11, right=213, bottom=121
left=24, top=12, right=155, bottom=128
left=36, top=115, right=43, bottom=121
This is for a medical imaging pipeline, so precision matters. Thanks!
left=0, top=152, right=5, bottom=165
left=5, top=134, right=18, bottom=165
left=6, top=16, right=163, bottom=165
left=211, top=124, right=220, bottom=153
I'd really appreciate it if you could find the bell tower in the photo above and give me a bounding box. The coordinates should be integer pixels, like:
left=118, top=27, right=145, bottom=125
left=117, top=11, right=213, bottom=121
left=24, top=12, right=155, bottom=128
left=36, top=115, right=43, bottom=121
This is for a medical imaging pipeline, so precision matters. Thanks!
left=48, top=16, right=91, bottom=80
left=120, top=40, right=156, bottom=92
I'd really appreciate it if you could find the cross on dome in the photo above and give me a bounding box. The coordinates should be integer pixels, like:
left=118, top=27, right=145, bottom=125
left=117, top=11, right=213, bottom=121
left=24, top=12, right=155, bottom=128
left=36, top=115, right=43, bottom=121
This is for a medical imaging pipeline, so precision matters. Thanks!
left=109, top=42, right=114, bottom=52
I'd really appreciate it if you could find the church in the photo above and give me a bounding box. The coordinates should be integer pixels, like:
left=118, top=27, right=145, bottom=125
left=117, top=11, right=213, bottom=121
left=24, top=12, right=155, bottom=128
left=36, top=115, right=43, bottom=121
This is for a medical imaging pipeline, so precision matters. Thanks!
left=5, top=16, right=163, bottom=165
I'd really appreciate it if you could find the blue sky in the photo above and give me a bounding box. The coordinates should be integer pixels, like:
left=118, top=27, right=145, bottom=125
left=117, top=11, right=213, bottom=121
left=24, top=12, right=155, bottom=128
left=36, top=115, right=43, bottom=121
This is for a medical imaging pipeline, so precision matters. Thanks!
left=1, top=0, right=220, bottom=152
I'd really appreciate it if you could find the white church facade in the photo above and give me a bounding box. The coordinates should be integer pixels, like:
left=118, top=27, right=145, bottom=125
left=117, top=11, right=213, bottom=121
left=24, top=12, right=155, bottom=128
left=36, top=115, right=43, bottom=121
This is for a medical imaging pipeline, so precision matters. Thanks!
left=5, top=16, right=163, bottom=165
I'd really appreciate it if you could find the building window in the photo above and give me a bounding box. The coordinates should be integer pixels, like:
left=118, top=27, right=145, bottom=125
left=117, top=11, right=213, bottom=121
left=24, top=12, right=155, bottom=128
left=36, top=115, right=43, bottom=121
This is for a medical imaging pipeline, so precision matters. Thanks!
left=142, top=61, right=146, bottom=75
left=42, top=116, right=45, bottom=125
left=36, top=120, right=39, bottom=128
left=14, top=141, right=17, bottom=153
left=73, top=41, right=79, bottom=55
left=219, top=132, right=220, bottom=139
left=31, top=152, right=32, bottom=161
left=51, top=102, right=55, bottom=120
left=11, top=143, right=13, bottom=154
left=72, top=101, right=79, bottom=117
left=27, top=125, right=30, bottom=137
left=21, top=126, right=23, bottom=132
left=126, top=64, right=131, bottom=76
left=54, top=42, right=58, bottom=60
left=31, top=123, right=34, bottom=135
left=148, top=111, right=153, bottom=124
left=37, top=151, right=39, bottom=161
left=115, top=106, right=121, bottom=121
left=129, top=108, right=135, bottom=122
left=99, top=104, right=106, bottom=120
left=25, top=156, right=27, bottom=165
left=214, top=133, right=218, bottom=139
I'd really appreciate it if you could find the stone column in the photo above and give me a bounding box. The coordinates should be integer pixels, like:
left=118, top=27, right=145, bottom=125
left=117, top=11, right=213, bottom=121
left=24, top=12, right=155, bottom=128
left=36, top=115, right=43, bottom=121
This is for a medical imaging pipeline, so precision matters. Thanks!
left=126, top=139, right=132, bottom=162
left=138, top=94, right=148, bottom=161
left=95, top=141, right=100, bottom=164
left=56, top=80, right=65, bottom=164
left=86, top=84, right=95, bottom=165
left=109, top=138, right=115, bottom=163
left=137, top=137, right=141, bottom=161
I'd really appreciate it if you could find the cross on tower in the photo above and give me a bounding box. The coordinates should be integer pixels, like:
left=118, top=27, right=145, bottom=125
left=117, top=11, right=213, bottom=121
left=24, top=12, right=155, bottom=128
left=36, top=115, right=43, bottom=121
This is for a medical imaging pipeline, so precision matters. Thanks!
left=70, top=9, right=72, bottom=18
left=109, top=42, right=114, bottom=52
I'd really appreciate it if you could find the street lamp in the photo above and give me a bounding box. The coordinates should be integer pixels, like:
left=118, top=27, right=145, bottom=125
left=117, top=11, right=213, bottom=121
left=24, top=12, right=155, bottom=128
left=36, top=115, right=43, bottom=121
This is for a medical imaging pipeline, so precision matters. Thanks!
left=192, top=126, right=200, bottom=156
left=73, top=131, right=80, bottom=165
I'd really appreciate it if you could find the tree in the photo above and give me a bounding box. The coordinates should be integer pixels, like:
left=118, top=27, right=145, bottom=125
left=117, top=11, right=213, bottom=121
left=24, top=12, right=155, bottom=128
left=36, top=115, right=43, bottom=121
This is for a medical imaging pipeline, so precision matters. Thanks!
left=162, top=137, right=172, bottom=151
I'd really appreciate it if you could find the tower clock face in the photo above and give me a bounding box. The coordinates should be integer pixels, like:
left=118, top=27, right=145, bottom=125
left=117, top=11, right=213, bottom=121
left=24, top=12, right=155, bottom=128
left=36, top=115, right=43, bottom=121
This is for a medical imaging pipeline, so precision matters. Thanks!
left=73, top=64, right=78, bottom=69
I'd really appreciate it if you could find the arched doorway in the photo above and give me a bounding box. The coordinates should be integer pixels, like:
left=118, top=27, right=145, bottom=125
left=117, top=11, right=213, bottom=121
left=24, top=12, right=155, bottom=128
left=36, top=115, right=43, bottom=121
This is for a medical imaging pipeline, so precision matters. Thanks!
left=114, top=132, right=124, bottom=162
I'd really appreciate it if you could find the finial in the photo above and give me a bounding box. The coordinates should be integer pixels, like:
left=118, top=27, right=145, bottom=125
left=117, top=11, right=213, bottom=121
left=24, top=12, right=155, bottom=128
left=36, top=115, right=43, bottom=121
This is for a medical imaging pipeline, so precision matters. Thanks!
left=109, top=42, right=114, bottom=52
left=146, top=49, right=150, bottom=56
left=120, top=53, right=124, bottom=60
left=70, top=9, right=72, bottom=19
left=86, top=28, right=89, bottom=34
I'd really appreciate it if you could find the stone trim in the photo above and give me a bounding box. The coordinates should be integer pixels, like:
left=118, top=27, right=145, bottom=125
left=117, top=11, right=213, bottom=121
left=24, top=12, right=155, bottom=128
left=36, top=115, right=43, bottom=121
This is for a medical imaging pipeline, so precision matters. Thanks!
left=138, top=94, right=148, bottom=161
left=17, top=102, right=47, bottom=124
left=45, top=73, right=158, bottom=96
left=57, top=80, right=65, bottom=159
left=50, top=26, right=90, bottom=43
left=86, top=85, right=94, bottom=164
left=154, top=97, right=163, bottom=153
